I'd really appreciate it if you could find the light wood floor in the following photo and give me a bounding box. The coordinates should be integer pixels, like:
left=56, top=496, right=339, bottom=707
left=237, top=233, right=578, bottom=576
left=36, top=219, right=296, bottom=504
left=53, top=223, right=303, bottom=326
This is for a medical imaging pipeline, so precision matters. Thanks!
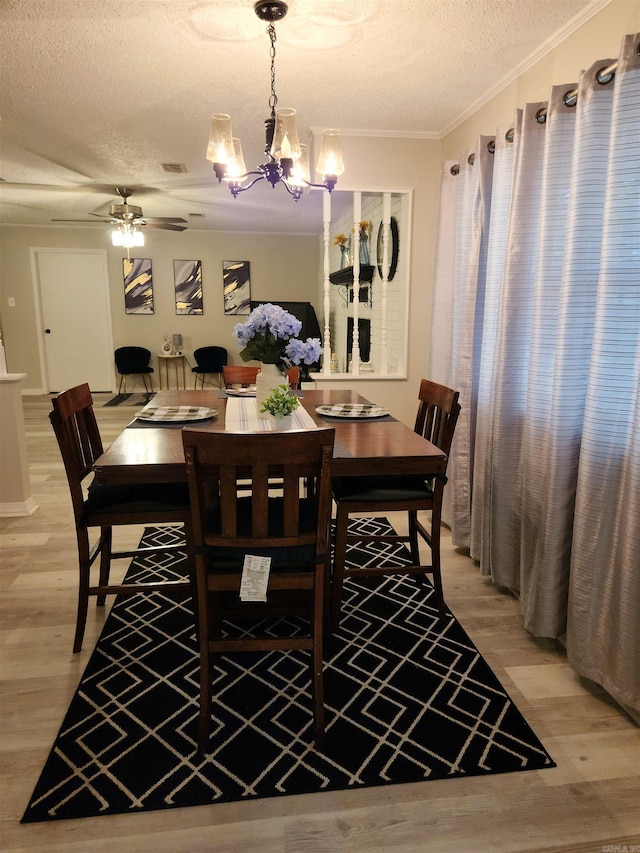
left=1, top=394, right=638, bottom=853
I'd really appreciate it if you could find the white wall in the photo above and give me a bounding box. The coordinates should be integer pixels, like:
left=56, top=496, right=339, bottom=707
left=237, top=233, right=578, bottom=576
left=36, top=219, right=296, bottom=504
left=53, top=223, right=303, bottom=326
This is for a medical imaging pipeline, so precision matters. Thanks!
left=441, top=0, right=639, bottom=160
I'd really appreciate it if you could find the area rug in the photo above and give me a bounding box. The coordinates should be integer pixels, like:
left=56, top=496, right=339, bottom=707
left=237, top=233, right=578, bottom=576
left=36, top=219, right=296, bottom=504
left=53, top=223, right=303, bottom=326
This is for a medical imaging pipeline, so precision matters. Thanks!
left=103, top=392, right=154, bottom=407
left=22, top=520, right=554, bottom=823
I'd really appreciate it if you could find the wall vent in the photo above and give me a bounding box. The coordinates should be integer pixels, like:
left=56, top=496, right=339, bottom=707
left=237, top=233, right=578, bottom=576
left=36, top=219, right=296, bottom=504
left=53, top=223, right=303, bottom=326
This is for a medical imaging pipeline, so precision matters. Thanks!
left=161, top=163, right=187, bottom=173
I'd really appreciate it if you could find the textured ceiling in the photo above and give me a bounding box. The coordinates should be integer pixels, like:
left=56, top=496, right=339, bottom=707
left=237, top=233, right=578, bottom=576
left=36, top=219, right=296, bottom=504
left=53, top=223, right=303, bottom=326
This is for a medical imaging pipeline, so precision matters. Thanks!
left=0, top=0, right=605, bottom=233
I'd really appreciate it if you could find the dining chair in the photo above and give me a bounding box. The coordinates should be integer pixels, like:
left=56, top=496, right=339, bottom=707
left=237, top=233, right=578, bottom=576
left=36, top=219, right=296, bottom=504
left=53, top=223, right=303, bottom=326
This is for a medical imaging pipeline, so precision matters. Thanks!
left=192, top=346, right=228, bottom=389
left=182, top=427, right=335, bottom=752
left=50, top=383, right=192, bottom=652
left=329, top=379, right=461, bottom=629
left=114, top=346, right=155, bottom=394
left=223, top=364, right=300, bottom=389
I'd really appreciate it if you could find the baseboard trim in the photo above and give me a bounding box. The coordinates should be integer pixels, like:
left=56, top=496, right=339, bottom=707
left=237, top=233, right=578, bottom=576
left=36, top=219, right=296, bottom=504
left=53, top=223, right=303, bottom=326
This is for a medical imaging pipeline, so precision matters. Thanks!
left=0, top=497, right=39, bottom=517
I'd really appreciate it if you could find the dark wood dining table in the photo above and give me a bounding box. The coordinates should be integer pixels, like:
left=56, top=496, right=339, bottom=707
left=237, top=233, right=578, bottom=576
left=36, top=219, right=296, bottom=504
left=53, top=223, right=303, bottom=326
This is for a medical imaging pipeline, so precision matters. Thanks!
left=93, top=388, right=447, bottom=485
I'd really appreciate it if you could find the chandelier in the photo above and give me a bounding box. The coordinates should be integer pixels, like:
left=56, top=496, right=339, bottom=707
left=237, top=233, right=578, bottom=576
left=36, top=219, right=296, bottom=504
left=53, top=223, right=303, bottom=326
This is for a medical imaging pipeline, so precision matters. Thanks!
left=206, top=1, right=344, bottom=201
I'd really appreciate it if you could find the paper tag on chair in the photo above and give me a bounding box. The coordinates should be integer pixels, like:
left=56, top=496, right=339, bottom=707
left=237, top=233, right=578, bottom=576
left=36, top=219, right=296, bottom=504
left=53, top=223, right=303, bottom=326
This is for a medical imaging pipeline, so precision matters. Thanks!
left=240, top=555, right=271, bottom=601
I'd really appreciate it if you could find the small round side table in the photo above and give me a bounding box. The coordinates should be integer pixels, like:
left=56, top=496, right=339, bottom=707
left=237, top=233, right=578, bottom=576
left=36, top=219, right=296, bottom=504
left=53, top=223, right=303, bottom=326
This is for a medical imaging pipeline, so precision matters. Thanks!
left=157, top=353, right=187, bottom=390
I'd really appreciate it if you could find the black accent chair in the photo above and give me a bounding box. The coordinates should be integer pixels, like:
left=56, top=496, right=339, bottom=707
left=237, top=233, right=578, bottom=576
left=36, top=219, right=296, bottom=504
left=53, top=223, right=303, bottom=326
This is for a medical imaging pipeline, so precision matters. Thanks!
left=192, top=346, right=228, bottom=389
left=114, top=346, right=154, bottom=394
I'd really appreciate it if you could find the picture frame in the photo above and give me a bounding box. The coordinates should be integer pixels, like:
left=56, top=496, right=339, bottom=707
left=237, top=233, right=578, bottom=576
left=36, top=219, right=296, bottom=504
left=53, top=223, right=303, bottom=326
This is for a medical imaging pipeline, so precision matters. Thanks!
left=174, top=259, right=203, bottom=314
left=123, top=258, right=154, bottom=314
left=223, top=260, right=251, bottom=315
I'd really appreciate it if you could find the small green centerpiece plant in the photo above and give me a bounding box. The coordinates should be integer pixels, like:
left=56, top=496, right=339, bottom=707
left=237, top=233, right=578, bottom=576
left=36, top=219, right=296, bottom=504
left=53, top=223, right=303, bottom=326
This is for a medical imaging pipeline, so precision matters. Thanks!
left=260, top=384, right=299, bottom=418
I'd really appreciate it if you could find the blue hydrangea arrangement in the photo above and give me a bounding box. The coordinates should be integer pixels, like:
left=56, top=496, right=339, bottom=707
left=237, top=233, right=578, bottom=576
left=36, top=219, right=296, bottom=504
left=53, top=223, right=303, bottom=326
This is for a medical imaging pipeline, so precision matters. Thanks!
left=233, top=303, right=323, bottom=368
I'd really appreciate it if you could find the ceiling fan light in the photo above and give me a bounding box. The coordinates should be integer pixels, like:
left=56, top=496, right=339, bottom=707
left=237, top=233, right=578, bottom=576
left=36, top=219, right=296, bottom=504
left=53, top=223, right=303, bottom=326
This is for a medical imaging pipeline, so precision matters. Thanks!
left=111, top=225, right=145, bottom=248
left=316, top=129, right=345, bottom=180
left=111, top=228, right=124, bottom=247
left=207, top=113, right=235, bottom=166
left=271, top=108, right=301, bottom=161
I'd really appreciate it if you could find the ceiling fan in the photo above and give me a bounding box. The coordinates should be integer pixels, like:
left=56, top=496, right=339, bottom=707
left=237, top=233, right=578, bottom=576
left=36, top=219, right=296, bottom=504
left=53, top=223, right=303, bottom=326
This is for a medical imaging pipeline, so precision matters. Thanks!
left=52, top=186, right=188, bottom=238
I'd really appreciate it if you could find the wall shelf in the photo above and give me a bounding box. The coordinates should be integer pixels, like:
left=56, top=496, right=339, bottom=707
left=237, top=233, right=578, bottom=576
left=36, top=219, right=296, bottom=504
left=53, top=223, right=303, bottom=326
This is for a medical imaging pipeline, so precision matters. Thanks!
left=329, top=265, right=375, bottom=285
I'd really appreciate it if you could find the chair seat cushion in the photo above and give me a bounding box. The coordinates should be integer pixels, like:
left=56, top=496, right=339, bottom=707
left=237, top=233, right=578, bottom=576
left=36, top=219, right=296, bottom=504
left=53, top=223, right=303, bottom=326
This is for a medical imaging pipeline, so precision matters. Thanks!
left=84, top=480, right=189, bottom=519
left=332, top=475, right=434, bottom=503
left=202, top=496, right=318, bottom=570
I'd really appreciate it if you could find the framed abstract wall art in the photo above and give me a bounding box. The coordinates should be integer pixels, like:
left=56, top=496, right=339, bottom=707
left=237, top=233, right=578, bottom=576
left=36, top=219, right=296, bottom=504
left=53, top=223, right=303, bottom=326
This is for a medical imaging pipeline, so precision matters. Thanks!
left=174, top=259, right=203, bottom=315
left=222, top=260, right=251, bottom=315
left=123, top=258, right=154, bottom=314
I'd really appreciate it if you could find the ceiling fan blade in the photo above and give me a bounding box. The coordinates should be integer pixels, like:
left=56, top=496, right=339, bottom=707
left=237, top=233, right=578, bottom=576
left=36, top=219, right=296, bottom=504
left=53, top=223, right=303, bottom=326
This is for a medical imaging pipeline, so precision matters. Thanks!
left=139, top=216, right=188, bottom=224
left=51, top=218, right=111, bottom=223
left=143, top=222, right=187, bottom=231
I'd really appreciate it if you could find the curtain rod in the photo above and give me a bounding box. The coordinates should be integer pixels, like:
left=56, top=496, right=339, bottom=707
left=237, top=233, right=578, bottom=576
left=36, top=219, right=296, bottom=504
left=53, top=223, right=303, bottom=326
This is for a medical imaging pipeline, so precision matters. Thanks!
left=448, top=58, right=619, bottom=174
left=536, top=59, right=617, bottom=124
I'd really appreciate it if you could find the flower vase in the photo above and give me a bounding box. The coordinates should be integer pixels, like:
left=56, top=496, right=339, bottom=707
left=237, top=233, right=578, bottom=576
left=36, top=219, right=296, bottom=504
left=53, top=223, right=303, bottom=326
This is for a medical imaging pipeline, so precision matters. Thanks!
left=256, top=362, right=283, bottom=418
left=359, top=237, right=370, bottom=266
left=339, top=246, right=350, bottom=270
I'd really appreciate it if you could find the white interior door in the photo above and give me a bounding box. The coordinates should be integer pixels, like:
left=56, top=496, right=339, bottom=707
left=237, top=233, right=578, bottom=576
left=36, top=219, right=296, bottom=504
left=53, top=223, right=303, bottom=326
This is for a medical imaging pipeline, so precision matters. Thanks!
left=32, top=249, right=114, bottom=392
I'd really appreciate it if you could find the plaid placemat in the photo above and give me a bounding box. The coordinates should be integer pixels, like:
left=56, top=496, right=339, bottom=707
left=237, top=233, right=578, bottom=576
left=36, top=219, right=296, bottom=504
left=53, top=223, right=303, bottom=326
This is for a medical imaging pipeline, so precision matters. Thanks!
left=221, top=388, right=256, bottom=397
left=135, top=406, right=218, bottom=423
left=315, top=403, right=393, bottom=420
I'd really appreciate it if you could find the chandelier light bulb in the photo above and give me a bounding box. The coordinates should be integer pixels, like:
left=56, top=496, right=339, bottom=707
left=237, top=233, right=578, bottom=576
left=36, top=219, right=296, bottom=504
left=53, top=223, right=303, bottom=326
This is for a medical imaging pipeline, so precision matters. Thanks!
left=207, top=114, right=235, bottom=167
left=289, top=144, right=310, bottom=189
left=317, top=129, right=345, bottom=180
left=224, top=138, right=247, bottom=181
left=271, top=108, right=301, bottom=162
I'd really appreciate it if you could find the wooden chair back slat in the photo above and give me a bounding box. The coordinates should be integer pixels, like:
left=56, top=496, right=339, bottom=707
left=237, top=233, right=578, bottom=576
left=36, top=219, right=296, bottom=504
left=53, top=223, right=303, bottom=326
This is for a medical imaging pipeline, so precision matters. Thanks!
left=414, top=379, right=460, bottom=455
left=49, top=383, right=104, bottom=519
left=183, top=430, right=334, bottom=552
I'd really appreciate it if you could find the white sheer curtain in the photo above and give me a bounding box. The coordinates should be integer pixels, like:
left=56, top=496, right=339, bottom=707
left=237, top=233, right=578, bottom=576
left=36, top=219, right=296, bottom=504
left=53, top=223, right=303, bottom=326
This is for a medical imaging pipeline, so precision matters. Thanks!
left=430, top=33, right=640, bottom=715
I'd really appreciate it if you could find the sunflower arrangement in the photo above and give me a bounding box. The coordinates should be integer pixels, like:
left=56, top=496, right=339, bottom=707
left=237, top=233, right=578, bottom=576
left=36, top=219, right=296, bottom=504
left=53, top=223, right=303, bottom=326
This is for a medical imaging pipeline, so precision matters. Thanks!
left=353, top=220, right=373, bottom=241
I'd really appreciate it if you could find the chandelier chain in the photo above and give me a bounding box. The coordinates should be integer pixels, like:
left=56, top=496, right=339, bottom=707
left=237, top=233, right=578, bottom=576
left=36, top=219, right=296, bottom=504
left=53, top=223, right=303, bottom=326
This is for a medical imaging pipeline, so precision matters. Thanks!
left=268, top=23, right=278, bottom=113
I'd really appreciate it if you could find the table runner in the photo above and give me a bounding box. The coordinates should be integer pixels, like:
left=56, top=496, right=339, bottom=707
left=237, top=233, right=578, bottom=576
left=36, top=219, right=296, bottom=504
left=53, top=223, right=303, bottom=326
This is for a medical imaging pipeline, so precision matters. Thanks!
left=225, top=397, right=318, bottom=431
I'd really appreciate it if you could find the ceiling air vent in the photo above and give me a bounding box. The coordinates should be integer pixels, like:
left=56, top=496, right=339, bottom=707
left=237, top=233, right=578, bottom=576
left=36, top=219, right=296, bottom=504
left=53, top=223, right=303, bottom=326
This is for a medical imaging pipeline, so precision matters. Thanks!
left=188, top=213, right=205, bottom=218
left=161, top=163, right=187, bottom=173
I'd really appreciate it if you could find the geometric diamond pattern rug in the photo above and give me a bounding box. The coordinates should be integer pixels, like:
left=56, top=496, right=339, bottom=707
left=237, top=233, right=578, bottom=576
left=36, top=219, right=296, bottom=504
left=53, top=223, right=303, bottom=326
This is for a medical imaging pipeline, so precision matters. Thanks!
left=22, top=519, right=554, bottom=823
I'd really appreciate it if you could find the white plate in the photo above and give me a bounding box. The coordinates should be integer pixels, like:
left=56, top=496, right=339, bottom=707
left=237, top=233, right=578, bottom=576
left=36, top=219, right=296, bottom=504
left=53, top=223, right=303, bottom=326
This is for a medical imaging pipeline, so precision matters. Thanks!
left=315, top=404, right=390, bottom=419
left=135, top=406, right=218, bottom=423
left=225, top=387, right=257, bottom=397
